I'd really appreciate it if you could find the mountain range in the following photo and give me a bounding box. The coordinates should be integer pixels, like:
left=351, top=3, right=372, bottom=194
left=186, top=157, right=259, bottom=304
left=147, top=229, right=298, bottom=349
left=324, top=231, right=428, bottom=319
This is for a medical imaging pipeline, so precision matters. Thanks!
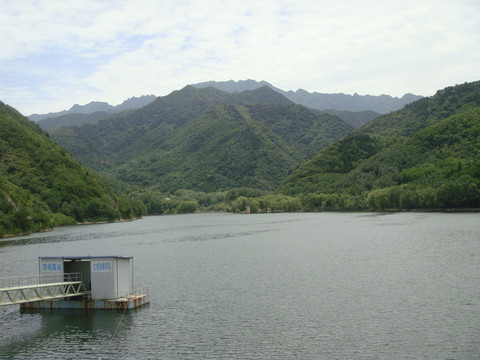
left=29, top=95, right=156, bottom=123
left=33, top=80, right=422, bottom=131
left=49, top=85, right=354, bottom=192
left=192, top=79, right=423, bottom=113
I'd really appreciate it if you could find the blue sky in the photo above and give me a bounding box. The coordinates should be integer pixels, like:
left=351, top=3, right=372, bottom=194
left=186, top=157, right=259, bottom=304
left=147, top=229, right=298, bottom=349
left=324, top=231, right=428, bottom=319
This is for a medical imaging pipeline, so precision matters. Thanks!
left=1, top=0, right=479, bottom=115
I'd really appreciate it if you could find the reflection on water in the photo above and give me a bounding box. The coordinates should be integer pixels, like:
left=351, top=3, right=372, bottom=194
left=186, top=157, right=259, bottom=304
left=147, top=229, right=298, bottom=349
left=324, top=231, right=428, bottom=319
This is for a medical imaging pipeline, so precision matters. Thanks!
left=0, top=212, right=479, bottom=359
left=1, top=308, right=133, bottom=359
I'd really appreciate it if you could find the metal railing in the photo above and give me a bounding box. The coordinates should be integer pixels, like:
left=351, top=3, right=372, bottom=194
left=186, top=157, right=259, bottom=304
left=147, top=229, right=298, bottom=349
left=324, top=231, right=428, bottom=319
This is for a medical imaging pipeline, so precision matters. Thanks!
left=0, top=273, right=86, bottom=306
left=130, top=286, right=149, bottom=298
left=0, top=273, right=84, bottom=289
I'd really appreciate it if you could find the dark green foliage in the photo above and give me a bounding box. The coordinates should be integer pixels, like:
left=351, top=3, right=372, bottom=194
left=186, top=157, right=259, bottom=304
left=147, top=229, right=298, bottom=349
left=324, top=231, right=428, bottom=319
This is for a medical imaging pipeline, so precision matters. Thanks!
left=434, top=175, right=479, bottom=208
left=278, top=81, right=480, bottom=210
left=137, top=193, right=179, bottom=215
left=134, top=103, right=300, bottom=192
left=0, top=101, right=145, bottom=237
left=229, top=194, right=301, bottom=213
left=133, top=189, right=224, bottom=215
left=225, top=188, right=265, bottom=202
left=322, top=109, right=380, bottom=128
left=245, top=103, right=353, bottom=157
left=175, top=201, right=198, bottom=214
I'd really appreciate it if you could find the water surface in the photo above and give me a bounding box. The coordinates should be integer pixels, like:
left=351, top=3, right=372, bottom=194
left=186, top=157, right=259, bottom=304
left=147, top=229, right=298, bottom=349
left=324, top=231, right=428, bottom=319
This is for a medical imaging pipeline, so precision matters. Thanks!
left=1, top=212, right=479, bottom=359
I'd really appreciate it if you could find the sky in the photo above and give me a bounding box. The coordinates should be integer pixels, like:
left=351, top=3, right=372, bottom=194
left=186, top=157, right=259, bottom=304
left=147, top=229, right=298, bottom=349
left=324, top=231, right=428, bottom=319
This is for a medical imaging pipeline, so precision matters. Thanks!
left=1, top=0, right=479, bottom=116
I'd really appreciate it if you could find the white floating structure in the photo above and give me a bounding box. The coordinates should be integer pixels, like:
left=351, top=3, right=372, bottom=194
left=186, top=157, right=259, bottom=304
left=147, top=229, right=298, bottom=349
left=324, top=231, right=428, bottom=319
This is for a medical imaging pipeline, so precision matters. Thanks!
left=19, top=256, right=149, bottom=310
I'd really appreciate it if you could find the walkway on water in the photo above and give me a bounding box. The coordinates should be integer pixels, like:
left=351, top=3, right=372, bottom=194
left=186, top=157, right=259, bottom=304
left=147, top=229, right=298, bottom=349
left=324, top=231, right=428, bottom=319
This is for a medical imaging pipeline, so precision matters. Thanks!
left=0, top=273, right=86, bottom=306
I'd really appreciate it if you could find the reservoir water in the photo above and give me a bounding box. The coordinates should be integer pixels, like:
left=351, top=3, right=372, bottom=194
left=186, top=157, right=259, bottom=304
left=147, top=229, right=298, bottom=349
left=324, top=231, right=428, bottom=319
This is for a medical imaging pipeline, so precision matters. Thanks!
left=0, top=212, right=479, bottom=359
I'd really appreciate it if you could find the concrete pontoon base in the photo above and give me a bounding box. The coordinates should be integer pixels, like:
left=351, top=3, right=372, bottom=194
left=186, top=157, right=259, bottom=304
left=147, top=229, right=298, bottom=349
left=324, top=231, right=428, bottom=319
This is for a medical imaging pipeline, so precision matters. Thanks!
left=20, top=293, right=149, bottom=311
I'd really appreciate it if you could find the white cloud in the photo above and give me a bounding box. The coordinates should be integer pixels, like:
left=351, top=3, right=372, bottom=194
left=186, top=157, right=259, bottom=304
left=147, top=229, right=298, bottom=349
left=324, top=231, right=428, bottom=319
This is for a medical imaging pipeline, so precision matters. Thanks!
left=0, top=0, right=479, bottom=114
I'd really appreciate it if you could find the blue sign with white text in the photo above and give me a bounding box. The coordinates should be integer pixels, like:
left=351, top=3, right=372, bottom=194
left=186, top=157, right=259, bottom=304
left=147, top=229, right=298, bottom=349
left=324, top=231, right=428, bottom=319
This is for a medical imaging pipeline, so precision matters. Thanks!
left=92, top=261, right=112, bottom=272
left=42, top=263, right=62, bottom=272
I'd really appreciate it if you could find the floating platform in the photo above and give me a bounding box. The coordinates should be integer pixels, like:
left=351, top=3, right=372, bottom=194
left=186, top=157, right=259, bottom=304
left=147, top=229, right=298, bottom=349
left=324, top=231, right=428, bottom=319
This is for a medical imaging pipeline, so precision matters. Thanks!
left=20, top=291, right=149, bottom=311
left=4, top=256, right=151, bottom=311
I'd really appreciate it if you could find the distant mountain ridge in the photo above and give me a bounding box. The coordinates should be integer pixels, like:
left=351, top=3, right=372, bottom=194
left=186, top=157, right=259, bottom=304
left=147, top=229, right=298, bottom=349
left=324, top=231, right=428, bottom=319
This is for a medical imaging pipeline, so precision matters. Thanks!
left=192, top=80, right=423, bottom=114
left=29, top=95, right=156, bottom=122
left=32, top=80, right=421, bottom=127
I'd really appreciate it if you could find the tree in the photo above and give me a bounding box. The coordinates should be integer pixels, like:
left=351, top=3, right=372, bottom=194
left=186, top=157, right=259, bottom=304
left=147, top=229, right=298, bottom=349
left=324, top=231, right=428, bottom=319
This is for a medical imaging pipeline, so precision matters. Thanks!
left=175, top=201, right=198, bottom=214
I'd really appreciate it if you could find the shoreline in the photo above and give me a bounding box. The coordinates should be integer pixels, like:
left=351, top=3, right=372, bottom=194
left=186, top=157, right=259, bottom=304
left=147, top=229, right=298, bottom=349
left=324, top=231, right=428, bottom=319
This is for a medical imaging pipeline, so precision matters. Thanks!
left=76, top=217, right=138, bottom=225
left=0, top=217, right=140, bottom=240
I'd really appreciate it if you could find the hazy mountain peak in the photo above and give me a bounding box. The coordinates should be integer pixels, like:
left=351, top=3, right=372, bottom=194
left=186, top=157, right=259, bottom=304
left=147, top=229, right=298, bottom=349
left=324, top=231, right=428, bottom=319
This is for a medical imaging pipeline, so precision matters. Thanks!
left=69, top=101, right=112, bottom=114
left=235, top=86, right=293, bottom=106
left=192, top=79, right=273, bottom=93
left=29, top=95, right=156, bottom=122
left=192, top=80, right=423, bottom=114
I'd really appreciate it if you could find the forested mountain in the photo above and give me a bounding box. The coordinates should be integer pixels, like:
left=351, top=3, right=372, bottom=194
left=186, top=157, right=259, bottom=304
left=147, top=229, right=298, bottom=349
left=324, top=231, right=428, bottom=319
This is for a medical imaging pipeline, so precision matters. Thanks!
left=192, top=79, right=423, bottom=114
left=321, top=109, right=380, bottom=128
left=30, top=95, right=156, bottom=123
left=277, top=81, right=480, bottom=210
left=115, top=104, right=301, bottom=192
left=0, top=101, right=145, bottom=237
left=51, top=86, right=247, bottom=170
left=50, top=86, right=353, bottom=192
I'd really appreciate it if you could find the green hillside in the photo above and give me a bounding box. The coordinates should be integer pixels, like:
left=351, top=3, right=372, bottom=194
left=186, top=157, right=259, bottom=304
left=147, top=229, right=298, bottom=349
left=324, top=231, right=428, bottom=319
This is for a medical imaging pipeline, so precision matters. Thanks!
left=357, top=81, right=480, bottom=137
left=50, top=86, right=240, bottom=170
left=51, top=86, right=352, bottom=193
left=0, top=101, right=145, bottom=237
left=112, top=104, right=300, bottom=192
left=277, top=81, right=480, bottom=210
left=322, top=109, right=380, bottom=128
